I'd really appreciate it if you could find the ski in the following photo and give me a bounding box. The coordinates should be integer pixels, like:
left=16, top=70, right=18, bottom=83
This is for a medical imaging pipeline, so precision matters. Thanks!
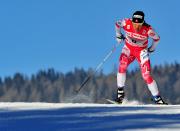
left=106, top=99, right=121, bottom=104
left=106, top=98, right=169, bottom=105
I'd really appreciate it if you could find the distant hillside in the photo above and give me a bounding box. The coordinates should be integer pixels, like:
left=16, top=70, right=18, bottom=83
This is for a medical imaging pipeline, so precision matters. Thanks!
left=0, top=62, right=180, bottom=104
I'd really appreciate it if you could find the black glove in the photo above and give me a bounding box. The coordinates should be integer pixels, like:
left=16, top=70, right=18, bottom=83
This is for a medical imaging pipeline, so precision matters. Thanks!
left=148, top=47, right=155, bottom=53
left=116, top=34, right=125, bottom=43
left=116, top=34, right=125, bottom=40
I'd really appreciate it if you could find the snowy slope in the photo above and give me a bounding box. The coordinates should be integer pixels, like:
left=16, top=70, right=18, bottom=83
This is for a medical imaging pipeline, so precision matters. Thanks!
left=0, top=102, right=180, bottom=131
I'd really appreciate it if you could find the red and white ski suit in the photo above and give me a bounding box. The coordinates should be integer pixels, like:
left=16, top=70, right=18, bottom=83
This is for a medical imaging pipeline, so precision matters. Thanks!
left=116, top=18, right=160, bottom=96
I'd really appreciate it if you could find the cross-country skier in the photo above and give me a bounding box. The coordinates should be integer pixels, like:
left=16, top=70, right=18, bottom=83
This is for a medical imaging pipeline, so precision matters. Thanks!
left=115, top=11, right=167, bottom=104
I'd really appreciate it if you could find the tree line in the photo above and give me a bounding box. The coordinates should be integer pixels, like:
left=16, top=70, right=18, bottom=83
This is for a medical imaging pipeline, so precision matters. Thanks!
left=0, top=62, right=180, bottom=104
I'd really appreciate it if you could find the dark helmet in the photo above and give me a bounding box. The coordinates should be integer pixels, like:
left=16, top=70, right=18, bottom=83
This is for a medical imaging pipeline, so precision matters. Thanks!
left=132, top=11, right=145, bottom=23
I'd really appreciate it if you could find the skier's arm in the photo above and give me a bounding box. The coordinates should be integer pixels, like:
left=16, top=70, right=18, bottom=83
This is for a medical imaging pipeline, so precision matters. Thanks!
left=115, top=19, right=126, bottom=43
left=148, top=28, right=160, bottom=52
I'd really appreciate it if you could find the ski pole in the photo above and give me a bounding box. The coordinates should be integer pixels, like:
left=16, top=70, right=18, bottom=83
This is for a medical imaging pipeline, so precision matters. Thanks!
left=76, top=40, right=124, bottom=93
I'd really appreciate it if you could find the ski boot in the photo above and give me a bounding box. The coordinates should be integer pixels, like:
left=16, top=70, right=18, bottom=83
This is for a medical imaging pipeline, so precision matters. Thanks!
left=115, top=87, right=125, bottom=104
left=153, top=95, right=168, bottom=105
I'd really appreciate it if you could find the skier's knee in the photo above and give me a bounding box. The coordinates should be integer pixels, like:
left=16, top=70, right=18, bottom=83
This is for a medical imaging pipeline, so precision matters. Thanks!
left=142, top=74, right=153, bottom=84
left=119, top=66, right=127, bottom=73
left=118, top=61, right=128, bottom=73
left=118, top=55, right=128, bottom=73
left=141, top=61, right=153, bottom=84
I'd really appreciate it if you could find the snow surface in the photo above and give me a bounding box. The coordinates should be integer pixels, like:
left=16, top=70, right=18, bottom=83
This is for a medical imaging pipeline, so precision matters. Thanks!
left=0, top=102, right=180, bottom=131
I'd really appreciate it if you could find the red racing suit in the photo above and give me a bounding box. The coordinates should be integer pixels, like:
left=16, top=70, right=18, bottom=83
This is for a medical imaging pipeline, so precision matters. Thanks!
left=116, top=18, right=160, bottom=84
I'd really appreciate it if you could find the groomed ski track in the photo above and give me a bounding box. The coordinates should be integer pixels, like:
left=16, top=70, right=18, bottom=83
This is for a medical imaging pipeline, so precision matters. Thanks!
left=1, top=102, right=180, bottom=131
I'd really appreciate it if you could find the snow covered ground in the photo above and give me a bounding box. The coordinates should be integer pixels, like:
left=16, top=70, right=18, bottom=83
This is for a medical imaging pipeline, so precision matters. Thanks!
left=0, top=102, right=180, bottom=131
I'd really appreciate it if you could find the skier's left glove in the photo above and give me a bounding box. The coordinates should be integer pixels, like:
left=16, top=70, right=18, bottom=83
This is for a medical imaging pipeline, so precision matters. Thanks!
left=148, top=47, right=155, bottom=53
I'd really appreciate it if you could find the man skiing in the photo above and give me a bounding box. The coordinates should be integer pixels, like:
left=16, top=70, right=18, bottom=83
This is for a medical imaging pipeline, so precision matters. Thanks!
left=115, top=11, right=167, bottom=104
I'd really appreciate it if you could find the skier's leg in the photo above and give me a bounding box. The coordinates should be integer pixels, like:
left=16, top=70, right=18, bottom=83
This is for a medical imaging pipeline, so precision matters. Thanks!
left=116, top=45, right=135, bottom=103
left=141, top=60, right=159, bottom=95
left=117, top=46, right=135, bottom=87
left=138, top=49, right=159, bottom=94
left=117, top=54, right=128, bottom=88
left=138, top=49, right=167, bottom=104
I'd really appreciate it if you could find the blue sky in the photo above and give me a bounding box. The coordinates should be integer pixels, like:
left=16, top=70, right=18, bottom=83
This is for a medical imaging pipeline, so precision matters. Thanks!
left=0, top=0, right=180, bottom=78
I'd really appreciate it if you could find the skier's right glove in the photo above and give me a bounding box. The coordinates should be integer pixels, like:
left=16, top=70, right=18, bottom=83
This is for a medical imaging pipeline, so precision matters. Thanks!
left=148, top=47, right=155, bottom=53
left=116, top=33, right=125, bottom=43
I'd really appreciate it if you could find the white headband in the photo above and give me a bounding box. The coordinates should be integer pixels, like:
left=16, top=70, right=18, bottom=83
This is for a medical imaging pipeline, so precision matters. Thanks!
left=133, top=15, right=143, bottom=19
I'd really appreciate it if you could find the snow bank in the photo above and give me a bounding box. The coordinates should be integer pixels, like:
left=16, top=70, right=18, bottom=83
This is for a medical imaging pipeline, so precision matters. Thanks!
left=1, top=102, right=180, bottom=130
left=0, top=102, right=180, bottom=112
